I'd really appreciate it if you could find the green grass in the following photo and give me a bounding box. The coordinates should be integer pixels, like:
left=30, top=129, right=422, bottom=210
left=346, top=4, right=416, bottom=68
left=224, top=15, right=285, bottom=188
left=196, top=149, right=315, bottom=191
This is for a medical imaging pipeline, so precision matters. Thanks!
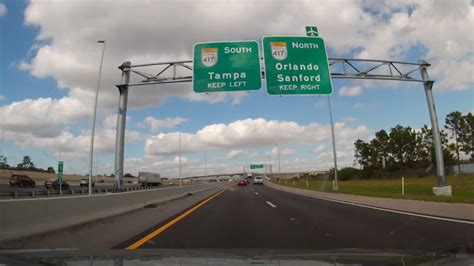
left=276, top=174, right=474, bottom=204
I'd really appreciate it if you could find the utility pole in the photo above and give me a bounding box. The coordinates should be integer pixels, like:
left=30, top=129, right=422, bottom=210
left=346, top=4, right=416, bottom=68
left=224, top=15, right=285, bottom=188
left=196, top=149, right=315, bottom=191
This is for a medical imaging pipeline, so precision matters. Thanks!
left=204, top=151, right=207, bottom=175
left=179, top=124, right=182, bottom=187
left=327, top=95, right=338, bottom=191
left=88, top=40, right=106, bottom=195
left=276, top=144, right=281, bottom=173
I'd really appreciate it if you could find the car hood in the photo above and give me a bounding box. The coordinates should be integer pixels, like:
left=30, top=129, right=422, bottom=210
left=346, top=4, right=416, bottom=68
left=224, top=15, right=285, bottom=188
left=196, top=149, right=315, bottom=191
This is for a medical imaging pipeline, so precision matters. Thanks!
left=0, top=249, right=472, bottom=265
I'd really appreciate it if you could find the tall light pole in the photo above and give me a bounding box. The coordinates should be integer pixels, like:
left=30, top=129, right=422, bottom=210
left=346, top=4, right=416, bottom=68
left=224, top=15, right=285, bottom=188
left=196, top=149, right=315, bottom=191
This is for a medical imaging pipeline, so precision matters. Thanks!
left=88, top=40, right=106, bottom=195
left=0, top=129, right=4, bottom=158
left=178, top=124, right=182, bottom=187
left=327, top=95, right=338, bottom=191
left=204, top=151, right=207, bottom=175
left=276, top=144, right=281, bottom=173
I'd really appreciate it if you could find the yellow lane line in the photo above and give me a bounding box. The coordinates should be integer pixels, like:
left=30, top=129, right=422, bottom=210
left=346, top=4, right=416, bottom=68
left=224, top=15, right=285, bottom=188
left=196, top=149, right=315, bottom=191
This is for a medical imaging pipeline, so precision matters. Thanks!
left=125, top=188, right=227, bottom=250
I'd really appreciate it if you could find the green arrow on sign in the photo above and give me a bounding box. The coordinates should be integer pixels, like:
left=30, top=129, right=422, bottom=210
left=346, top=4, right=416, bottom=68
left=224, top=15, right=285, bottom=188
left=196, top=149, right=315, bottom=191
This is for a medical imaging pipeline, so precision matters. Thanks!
left=305, top=26, right=319, bottom=37
left=193, top=41, right=262, bottom=93
left=262, top=36, right=332, bottom=95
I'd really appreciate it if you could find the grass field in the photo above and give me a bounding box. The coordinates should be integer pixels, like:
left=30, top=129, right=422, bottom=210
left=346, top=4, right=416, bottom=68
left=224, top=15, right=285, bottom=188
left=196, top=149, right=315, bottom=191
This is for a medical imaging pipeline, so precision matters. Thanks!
left=276, top=174, right=474, bottom=204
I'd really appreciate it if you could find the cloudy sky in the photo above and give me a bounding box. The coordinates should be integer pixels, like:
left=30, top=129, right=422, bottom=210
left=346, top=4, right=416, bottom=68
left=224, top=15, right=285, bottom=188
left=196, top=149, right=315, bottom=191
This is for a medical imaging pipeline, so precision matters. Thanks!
left=0, top=0, right=472, bottom=178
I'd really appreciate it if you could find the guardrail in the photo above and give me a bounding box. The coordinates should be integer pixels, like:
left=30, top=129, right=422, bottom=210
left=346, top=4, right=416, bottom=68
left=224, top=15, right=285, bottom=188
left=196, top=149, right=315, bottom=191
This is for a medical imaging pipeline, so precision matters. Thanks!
left=0, top=184, right=196, bottom=199
left=0, top=182, right=225, bottom=243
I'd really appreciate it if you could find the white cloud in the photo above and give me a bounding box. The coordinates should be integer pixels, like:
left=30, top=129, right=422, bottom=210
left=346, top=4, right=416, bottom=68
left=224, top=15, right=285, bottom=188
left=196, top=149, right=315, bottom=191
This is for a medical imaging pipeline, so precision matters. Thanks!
left=141, top=116, right=188, bottom=132
left=227, top=149, right=247, bottom=160
left=353, top=101, right=376, bottom=109
left=145, top=118, right=369, bottom=156
left=266, top=147, right=294, bottom=158
left=341, top=117, right=358, bottom=123
left=0, top=95, right=4, bottom=100
left=313, top=100, right=327, bottom=109
left=16, top=0, right=472, bottom=123
left=313, top=144, right=326, bottom=153
left=0, top=94, right=93, bottom=137
left=339, top=86, right=363, bottom=96
left=0, top=3, right=6, bottom=17
left=2, top=115, right=142, bottom=160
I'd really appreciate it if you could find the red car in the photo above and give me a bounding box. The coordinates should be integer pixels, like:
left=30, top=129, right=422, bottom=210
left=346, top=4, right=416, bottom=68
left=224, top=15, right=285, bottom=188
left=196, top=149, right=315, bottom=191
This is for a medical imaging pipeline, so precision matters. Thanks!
left=9, top=175, right=36, bottom=188
left=237, top=179, right=248, bottom=186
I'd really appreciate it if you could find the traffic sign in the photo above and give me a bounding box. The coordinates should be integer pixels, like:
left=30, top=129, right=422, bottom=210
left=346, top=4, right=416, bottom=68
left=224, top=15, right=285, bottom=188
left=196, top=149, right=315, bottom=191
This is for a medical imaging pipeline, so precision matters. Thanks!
left=57, top=161, right=63, bottom=181
left=193, top=41, right=261, bottom=93
left=250, top=164, right=264, bottom=169
left=305, top=26, right=319, bottom=36
left=262, top=36, right=332, bottom=95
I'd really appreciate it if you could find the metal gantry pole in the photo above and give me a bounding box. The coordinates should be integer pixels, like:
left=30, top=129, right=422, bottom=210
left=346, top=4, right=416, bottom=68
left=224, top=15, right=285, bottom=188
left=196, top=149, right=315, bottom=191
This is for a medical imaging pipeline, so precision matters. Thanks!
left=327, top=95, right=339, bottom=191
left=88, top=40, right=106, bottom=195
left=114, top=61, right=131, bottom=191
left=419, top=60, right=447, bottom=187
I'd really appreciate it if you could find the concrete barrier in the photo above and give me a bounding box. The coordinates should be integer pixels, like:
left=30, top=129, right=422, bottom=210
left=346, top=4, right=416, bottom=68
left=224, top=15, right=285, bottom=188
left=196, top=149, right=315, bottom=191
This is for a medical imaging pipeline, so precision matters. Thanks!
left=0, top=183, right=223, bottom=243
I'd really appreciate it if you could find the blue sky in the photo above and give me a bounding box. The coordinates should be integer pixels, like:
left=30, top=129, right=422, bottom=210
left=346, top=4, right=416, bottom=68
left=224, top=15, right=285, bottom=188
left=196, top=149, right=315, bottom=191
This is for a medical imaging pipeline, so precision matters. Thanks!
left=0, top=0, right=473, bottom=177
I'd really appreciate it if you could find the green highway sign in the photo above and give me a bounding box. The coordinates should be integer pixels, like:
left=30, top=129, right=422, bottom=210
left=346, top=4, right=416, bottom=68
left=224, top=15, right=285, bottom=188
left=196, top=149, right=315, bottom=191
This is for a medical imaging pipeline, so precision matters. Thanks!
left=305, top=26, right=319, bottom=36
left=250, top=164, right=264, bottom=169
left=262, top=36, right=333, bottom=95
left=57, top=161, right=64, bottom=181
left=193, top=41, right=262, bottom=93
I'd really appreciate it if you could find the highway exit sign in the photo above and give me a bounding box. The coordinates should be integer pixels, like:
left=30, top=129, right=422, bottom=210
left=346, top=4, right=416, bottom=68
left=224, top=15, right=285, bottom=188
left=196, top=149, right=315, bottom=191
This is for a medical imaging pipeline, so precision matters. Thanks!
left=250, top=164, right=264, bottom=169
left=57, top=161, right=64, bottom=181
left=262, top=36, right=332, bottom=95
left=193, top=41, right=261, bottom=93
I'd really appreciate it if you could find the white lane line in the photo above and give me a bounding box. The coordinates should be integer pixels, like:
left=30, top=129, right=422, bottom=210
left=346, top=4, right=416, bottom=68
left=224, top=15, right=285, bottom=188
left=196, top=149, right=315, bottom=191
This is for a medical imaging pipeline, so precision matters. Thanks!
left=283, top=190, right=474, bottom=225
left=266, top=201, right=277, bottom=208
left=255, top=192, right=259, bottom=195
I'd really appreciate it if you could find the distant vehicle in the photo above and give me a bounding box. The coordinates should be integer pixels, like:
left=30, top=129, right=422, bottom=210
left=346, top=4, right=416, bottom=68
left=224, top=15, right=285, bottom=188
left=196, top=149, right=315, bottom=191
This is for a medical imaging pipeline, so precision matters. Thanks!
left=253, top=176, right=263, bottom=185
left=97, top=179, right=105, bottom=183
left=247, top=173, right=253, bottom=178
left=238, top=179, right=248, bottom=186
left=138, top=172, right=162, bottom=187
left=44, top=179, right=54, bottom=189
left=80, top=178, right=95, bottom=187
left=9, top=175, right=36, bottom=188
left=52, top=180, right=70, bottom=190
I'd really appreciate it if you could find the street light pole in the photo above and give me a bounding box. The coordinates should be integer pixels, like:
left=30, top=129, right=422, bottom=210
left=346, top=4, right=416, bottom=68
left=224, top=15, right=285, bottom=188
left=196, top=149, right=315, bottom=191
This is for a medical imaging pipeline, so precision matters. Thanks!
left=88, top=40, right=106, bottom=195
left=327, top=95, right=339, bottom=191
left=179, top=124, right=182, bottom=187
left=204, top=151, right=207, bottom=175
left=276, top=144, right=281, bottom=173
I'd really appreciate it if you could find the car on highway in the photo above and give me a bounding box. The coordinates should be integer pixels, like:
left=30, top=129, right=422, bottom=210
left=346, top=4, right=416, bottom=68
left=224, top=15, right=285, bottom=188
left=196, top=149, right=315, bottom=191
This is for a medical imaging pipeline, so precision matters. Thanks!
left=9, top=174, right=36, bottom=188
left=52, top=180, right=70, bottom=190
left=253, top=176, right=263, bottom=185
left=80, top=178, right=95, bottom=187
left=44, top=179, right=54, bottom=189
left=238, top=179, right=248, bottom=186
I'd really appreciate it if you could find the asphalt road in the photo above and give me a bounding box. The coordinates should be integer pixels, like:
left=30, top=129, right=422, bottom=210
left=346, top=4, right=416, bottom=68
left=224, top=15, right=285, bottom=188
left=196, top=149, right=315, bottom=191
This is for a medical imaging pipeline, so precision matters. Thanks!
left=119, top=182, right=474, bottom=252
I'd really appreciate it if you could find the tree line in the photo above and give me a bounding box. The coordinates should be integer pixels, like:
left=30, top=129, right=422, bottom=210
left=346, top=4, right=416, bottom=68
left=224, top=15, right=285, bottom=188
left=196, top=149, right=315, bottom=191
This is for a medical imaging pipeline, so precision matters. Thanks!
left=350, top=111, right=473, bottom=179
left=0, top=155, right=56, bottom=173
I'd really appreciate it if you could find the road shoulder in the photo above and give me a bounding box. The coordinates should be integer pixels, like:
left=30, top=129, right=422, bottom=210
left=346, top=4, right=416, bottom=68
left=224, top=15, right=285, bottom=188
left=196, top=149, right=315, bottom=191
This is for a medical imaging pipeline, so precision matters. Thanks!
left=265, top=181, right=474, bottom=221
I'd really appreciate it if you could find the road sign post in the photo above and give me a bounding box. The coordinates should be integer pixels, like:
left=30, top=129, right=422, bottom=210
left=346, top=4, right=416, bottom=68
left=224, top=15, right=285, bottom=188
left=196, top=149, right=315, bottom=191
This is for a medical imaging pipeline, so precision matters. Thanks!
left=193, top=41, right=261, bottom=93
left=263, top=36, right=332, bottom=95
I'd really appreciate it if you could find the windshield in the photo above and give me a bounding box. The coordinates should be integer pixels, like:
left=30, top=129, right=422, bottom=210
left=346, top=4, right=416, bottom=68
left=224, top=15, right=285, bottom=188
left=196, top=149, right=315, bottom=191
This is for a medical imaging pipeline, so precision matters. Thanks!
left=0, top=0, right=473, bottom=264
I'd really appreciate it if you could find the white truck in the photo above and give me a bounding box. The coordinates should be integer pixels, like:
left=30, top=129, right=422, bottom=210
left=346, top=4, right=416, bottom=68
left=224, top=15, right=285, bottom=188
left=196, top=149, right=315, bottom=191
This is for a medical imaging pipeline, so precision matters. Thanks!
left=138, top=172, right=162, bottom=187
